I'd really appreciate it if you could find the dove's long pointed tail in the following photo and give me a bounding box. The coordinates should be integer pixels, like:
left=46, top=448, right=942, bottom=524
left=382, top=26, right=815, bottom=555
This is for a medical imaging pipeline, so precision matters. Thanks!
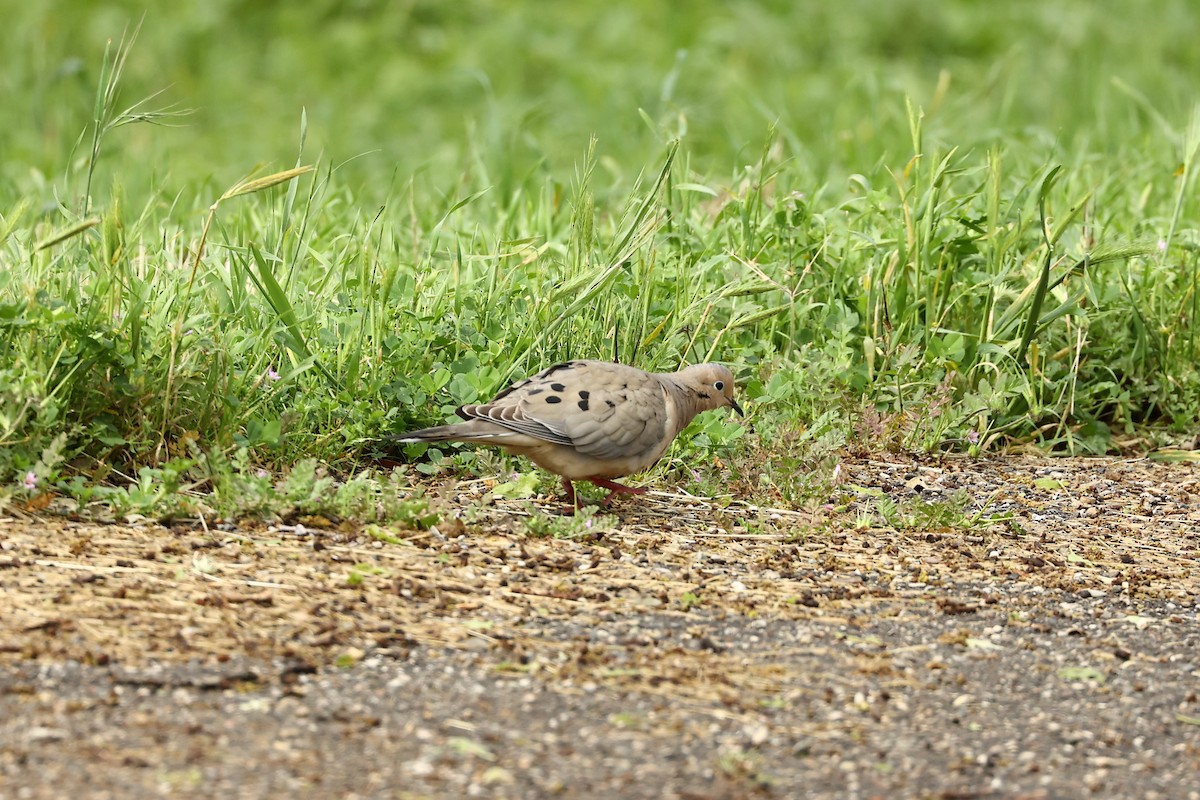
left=391, top=420, right=515, bottom=445
left=391, top=424, right=461, bottom=444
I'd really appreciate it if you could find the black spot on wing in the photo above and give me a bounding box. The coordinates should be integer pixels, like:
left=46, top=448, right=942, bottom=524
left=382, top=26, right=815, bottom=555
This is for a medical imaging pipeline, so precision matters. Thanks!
left=550, top=382, right=566, bottom=392
left=488, top=362, right=574, bottom=403
left=578, top=390, right=590, bottom=399
left=488, top=379, right=526, bottom=403
left=578, top=399, right=589, bottom=411
left=539, top=362, right=575, bottom=378
left=546, top=395, right=562, bottom=404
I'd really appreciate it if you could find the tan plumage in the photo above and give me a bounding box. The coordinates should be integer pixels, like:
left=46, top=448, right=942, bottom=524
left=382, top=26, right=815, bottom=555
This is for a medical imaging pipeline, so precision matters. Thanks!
left=395, top=360, right=743, bottom=511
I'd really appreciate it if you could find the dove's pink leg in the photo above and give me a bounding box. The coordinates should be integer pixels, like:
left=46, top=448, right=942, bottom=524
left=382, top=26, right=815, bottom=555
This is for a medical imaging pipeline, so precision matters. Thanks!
left=589, top=477, right=648, bottom=507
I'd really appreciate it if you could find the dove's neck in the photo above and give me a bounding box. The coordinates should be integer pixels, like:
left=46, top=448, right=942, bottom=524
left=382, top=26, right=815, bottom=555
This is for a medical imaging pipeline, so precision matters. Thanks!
left=660, top=375, right=707, bottom=433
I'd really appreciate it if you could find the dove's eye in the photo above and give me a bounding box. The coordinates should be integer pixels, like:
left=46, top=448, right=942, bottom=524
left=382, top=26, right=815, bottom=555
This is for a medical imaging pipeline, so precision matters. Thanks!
left=714, top=380, right=725, bottom=391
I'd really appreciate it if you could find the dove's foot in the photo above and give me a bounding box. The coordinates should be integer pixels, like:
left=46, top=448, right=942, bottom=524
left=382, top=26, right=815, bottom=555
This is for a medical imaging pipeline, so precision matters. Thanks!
left=590, top=477, right=647, bottom=507
left=558, top=477, right=645, bottom=513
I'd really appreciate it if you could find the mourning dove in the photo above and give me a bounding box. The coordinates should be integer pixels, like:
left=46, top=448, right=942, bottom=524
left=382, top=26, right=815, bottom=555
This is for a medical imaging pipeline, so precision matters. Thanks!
left=394, top=360, right=744, bottom=511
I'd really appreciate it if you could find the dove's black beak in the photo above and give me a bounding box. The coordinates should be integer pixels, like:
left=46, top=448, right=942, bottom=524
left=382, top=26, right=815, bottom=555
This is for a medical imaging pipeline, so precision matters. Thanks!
left=730, top=398, right=745, bottom=417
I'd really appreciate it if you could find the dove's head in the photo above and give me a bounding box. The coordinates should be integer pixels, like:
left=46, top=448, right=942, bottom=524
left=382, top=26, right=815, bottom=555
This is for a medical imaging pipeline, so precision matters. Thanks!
left=675, top=363, right=744, bottom=417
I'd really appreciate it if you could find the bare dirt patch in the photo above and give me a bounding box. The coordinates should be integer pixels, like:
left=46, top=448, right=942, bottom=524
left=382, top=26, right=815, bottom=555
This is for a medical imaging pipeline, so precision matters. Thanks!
left=2, top=454, right=1199, bottom=798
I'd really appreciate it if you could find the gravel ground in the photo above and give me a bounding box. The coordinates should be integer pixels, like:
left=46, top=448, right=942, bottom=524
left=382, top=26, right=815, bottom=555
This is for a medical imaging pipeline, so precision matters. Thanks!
left=1, top=454, right=1199, bottom=799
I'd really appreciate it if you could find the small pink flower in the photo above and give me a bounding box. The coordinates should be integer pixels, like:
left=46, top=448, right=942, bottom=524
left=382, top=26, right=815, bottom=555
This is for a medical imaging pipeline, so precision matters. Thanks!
left=1157, top=239, right=1168, bottom=252
left=255, top=469, right=269, bottom=479
left=967, top=430, right=980, bottom=445
left=266, top=367, right=281, bottom=382
left=832, top=463, right=842, bottom=482
left=23, top=471, right=37, bottom=490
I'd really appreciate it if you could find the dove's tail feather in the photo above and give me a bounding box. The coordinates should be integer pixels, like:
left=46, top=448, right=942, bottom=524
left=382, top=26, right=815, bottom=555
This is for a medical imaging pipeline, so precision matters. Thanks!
left=391, top=425, right=459, bottom=444
left=391, top=420, right=517, bottom=445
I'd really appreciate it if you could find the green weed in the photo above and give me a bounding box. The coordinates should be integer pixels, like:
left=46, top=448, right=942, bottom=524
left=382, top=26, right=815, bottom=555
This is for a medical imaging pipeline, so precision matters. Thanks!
left=346, top=562, right=389, bottom=588
left=523, top=506, right=613, bottom=539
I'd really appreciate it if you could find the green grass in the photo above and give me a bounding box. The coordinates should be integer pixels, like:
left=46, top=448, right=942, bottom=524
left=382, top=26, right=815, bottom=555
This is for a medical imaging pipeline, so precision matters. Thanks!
left=3, top=1, right=1200, bottom=514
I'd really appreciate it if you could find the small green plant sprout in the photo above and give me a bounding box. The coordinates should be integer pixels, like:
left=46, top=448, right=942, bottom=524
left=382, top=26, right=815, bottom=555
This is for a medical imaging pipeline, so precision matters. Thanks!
left=346, top=562, right=390, bottom=587
left=523, top=507, right=611, bottom=539
left=679, top=591, right=703, bottom=612
left=486, top=471, right=543, bottom=502
left=365, top=524, right=404, bottom=545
